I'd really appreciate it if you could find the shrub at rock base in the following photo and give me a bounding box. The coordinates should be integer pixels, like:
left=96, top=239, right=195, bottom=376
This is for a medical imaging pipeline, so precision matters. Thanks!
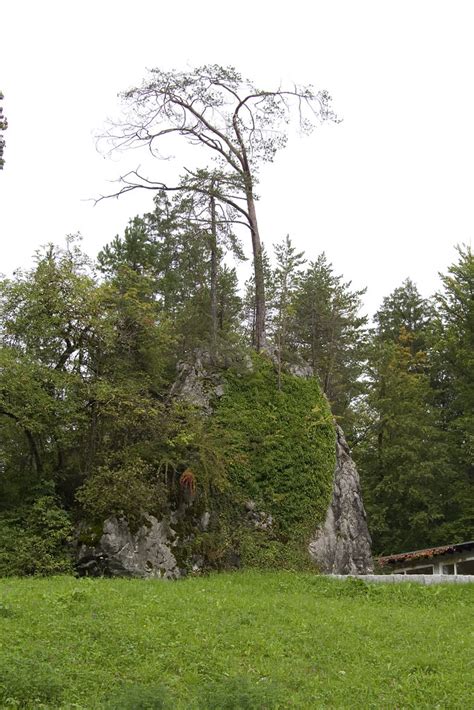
left=0, top=496, right=73, bottom=577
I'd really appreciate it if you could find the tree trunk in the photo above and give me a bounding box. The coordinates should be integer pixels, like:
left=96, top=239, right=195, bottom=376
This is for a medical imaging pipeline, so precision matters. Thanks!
left=311, top=304, right=317, bottom=373
left=246, top=191, right=266, bottom=351
left=0, top=409, right=42, bottom=475
left=277, top=327, right=282, bottom=390
left=323, top=326, right=336, bottom=396
left=209, top=191, right=218, bottom=354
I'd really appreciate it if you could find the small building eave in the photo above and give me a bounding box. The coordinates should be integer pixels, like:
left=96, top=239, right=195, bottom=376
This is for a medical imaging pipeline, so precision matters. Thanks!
left=377, top=541, right=474, bottom=567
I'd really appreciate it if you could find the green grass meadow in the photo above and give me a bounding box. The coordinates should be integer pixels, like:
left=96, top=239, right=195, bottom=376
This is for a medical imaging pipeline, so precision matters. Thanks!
left=0, top=571, right=473, bottom=709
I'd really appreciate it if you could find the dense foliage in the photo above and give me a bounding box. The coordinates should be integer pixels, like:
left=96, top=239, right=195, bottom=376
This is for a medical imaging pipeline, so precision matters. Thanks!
left=0, top=217, right=336, bottom=575
left=210, top=356, right=335, bottom=567
left=214, top=357, right=334, bottom=533
left=0, top=178, right=472, bottom=569
left=355, top=254, right=474, bottom=554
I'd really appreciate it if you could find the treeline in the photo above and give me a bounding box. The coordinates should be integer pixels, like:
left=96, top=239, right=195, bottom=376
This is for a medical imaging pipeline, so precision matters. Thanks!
left=266, top=242, right=473, bottom=554
left=251, top=240, right=473, bottom=555
left=255, top=241, right=474, bottom=555
left=355, top=259, right=473, bottom=554
left=0, top=192, right=473, bottom=569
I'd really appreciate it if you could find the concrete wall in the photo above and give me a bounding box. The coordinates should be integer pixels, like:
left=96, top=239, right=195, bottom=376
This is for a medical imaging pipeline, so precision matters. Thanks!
left=330, top=574, right=474, bottom=585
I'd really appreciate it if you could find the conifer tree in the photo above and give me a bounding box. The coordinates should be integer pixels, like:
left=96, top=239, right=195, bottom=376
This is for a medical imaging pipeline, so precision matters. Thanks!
left=99, top=191, right=243, bottom=357
left=271, top=236, right=305, bottom=388
left=431, top=246, right=474, bottom=541
left=356, top=280, right=448, bottom=553
left=290, top=253, right=367, bottom=429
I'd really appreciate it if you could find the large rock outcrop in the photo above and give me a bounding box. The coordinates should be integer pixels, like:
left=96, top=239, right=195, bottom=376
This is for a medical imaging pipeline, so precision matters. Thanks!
left=308, top=425, right=373, bottom=574
left=170, top=352, right=373, bottom=575
left=76, top=353, right=373, bottom=578
left=77, top=515, right=181, bottom=579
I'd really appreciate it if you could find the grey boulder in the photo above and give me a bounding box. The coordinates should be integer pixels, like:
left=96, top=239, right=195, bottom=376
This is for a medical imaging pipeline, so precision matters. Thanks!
left=77, top=515, right=181, bottom=579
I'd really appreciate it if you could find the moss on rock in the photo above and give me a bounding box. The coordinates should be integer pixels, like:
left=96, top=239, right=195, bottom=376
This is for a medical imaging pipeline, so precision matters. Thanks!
left=207, top=354, right=336, bottom=566
left=75, top=353, right=337, bottom=575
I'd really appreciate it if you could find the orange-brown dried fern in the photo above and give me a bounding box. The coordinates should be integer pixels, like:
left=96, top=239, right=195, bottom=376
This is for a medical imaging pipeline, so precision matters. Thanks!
left=179, top=468, right=196, bottom=496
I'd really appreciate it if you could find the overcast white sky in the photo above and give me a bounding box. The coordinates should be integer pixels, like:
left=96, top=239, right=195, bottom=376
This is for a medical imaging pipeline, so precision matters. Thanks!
left=1, top=0, right=473, bottom=315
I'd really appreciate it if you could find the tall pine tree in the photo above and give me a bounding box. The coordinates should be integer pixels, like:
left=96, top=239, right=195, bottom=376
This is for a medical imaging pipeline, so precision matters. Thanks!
left=431, top=246, right=474, bottom=541
left=290, top=253, right=367, bottom=431
left=356, top=280, right=449, bottom=554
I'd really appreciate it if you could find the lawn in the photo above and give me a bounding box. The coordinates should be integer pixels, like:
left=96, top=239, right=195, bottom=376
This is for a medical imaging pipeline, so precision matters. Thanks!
left=0, top=571, right=473, bottom=708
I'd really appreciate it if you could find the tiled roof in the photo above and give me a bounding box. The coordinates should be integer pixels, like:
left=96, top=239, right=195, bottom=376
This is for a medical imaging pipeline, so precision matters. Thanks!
left=377, top=541, right=474, bottom=566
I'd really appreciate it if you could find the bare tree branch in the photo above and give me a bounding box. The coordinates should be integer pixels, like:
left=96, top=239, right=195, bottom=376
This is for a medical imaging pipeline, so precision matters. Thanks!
left=97, top=65, right=340, bottom=349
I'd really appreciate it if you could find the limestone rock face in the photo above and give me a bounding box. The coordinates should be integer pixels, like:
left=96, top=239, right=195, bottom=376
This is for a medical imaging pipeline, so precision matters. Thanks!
left=169, top=349, right=253, bottom=414
left=169, top=349, right=238, bottom=414
left=77, top=515, right=181, bottom=579
left=170, top=354, right=215, bottom=414
left=309, top=426, right=373, bottom=574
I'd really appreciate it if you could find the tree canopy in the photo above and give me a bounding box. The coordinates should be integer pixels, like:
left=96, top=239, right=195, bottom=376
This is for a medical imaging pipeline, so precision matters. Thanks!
left=1, top=65, right=473, bottom=572
left=100, top=65, right=339, bottom=350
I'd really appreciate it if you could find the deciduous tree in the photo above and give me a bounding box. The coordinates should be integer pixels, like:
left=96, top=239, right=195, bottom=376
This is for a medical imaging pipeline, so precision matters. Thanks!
left=100, top=65, right=339, bottom=350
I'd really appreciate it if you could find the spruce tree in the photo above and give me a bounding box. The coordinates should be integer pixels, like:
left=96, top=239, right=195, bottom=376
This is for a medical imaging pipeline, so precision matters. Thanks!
left=357, top=280, right=448, bottom=554
left=431, top=246, right=474, bottom=541
left=290, top=253, right=367, bottom=431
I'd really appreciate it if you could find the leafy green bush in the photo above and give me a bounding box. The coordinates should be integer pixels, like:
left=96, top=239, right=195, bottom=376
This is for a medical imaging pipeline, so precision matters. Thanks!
left=76, top=458, right=167, bottom=531
left=237, top=528, right=314, bottom=570
left=0, top=496, right=73, bottom=576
